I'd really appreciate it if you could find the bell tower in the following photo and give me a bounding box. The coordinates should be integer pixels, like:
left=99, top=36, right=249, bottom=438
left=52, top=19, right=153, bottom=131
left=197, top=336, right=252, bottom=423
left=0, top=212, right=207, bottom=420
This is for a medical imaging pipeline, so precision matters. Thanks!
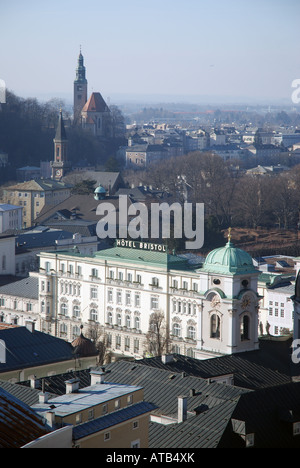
left=51, top=110, right=71, bottom=180
left=73, top=47, right=88, bottom=124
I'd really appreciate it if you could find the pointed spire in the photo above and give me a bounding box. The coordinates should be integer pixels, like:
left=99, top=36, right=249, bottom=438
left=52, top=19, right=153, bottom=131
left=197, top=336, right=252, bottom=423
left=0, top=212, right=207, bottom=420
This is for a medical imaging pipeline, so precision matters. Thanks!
left=54, top=110, right=67, bottom=141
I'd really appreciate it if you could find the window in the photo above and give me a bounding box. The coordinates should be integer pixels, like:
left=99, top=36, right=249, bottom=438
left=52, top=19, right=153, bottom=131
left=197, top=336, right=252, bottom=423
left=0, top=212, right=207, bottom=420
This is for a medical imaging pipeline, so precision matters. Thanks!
left=125, top=337, right=130, bottom=351
left=134, top=339, right=139, bottom=353
left=135, top=294, right=140, bottom=308
left=133, top=421, right=139, bottom=429
left=182, top=281, right=188, bottom=290
left=127, top=395, right=133, bottom=406
left=211, top=314, right=220, bottom=339
left=88, top=409, right=94, bottom=421
left=60, top=303, right=68, bottom=316
left=45, top=262, right=51, bottom=274
left=2, top=256, right=6, bottom=271
left=293, top=422, right=300, bottom=436
left=75, top=413, right=82, bottom=425
left=241, top=315, right=250, bottom=341
left=152, top=277, right=159, bottom=287
left=126, top=292, right=131, bottom=306
left=115, top=399, right=121, bottom=410
left=116, top=335, right=121, bottom=349
left=117, top=291, right=122, bottom=305
left=117, top=313, right=122, bottom=326
left=150, top=296, right=159, bottom=310
left=109, top=270, right=114, bottom=279
left=172, top=323, right=181, bottom=337
left=107, top=311, right=113, bottom=325
left=187, top=326, right=196, bottom=340
left=118, top=271, right=124, bottom=281
left=125, top=315, right=131, bottom=328
left=90, top=309, right=98, bottom=322
left=193, top=283, right=198, bottom=292
left=127, top=273, right=133, bottom=282
left=107, top=289, right=113, bottom=303
left=172, top=279, right=178, bottom=289
left=136, top=274, right=142, bottom=284
left=102, top=404, right=108, bottom=415
left=131, top=440, right=140, bottom=448
left=104, top=432, right=111, bottom=441
left=90, top=287, right=98, bottom=300
left=134, top=316, right=140, bottom=330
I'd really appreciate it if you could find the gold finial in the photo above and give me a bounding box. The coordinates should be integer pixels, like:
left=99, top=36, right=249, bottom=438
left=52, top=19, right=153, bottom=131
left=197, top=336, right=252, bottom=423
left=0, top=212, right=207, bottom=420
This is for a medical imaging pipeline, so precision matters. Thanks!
left=228, top=227, right=232, bottom=241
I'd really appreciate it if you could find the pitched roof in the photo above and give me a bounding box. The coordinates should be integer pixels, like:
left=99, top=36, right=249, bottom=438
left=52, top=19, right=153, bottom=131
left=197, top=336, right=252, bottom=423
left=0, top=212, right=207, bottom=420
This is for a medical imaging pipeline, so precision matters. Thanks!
left=82, top=92, right=109, bottom=113
left=0, top=276, right=39, bottom=300
left=0, top=387, right=49, bottom=448
left=0, top=327, right=75, bottom=373
left=4, top=179, right=72, bottom=192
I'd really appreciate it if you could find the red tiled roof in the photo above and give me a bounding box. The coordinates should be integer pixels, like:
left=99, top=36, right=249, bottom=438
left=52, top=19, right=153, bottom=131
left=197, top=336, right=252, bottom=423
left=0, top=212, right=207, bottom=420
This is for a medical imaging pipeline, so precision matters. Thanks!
left=82, top=92, right=109, bottom=113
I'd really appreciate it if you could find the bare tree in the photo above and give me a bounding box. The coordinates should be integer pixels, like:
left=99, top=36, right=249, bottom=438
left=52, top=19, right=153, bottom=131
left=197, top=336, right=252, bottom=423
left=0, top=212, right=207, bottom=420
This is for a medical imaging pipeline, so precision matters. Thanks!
left=144, top=310, right=171, bottom=357
left=86, top=323, right=112, bottom=365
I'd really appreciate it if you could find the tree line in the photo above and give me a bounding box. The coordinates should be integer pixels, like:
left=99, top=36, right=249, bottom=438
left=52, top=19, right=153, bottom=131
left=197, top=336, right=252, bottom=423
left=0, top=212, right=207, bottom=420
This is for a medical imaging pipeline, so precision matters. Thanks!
left=123, top=151, right=300, bottom=233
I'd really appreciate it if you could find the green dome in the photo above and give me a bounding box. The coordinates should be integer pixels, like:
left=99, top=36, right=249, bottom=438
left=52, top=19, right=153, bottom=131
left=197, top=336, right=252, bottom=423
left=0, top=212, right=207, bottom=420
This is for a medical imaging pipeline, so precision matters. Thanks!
left=94, top=184, right=106, bottom=200
left=203, top=240, right=255, bottom=275
left=95, top=184, right=106, bottom=194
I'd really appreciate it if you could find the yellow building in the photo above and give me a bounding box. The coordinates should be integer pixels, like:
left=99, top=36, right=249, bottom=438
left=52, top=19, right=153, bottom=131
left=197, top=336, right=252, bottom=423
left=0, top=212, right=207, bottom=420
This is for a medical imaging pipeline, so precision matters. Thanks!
left=32, top=369, right=155, bottom=448
left=2, top=179, right=72, bottom=228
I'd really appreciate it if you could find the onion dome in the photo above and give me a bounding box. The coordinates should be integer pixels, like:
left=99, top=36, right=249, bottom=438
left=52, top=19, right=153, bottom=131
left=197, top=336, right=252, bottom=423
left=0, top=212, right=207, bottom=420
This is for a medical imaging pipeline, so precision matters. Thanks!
left=72, top=326, right=98, bottom=357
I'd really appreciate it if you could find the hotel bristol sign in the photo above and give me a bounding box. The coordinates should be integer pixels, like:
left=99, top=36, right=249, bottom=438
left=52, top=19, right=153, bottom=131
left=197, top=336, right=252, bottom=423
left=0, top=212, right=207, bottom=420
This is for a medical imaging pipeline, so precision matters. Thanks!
left=116, top=238, right=167, bottom=252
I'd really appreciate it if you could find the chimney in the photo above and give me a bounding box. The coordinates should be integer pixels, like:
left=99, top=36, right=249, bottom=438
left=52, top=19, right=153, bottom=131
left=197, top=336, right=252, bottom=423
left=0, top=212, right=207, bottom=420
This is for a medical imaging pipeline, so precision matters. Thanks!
left=30, top=376, right=40, bottom=389
left=65, top=378, right=80, bottom=394
left=161, top=354, right=174, bottom=364
left=90, top=370, right=106, bottom=386
left=178, top=395, right=188, bottom=423
left=39, top=392, right=49, bottom=404
left=46, top=411, right=56, bottom=428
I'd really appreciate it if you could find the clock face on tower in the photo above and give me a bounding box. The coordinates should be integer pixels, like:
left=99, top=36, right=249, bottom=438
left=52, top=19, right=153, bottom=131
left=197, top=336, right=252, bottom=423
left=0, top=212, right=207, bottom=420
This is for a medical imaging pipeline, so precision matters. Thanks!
left=56, top=169, right=62, bottom=177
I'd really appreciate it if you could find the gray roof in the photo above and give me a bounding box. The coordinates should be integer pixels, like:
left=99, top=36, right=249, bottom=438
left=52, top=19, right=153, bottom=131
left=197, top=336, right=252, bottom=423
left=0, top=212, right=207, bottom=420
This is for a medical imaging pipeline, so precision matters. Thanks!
left=0, top=276, right=39, bottom=300
left=0, top=326, right=75, bottom=373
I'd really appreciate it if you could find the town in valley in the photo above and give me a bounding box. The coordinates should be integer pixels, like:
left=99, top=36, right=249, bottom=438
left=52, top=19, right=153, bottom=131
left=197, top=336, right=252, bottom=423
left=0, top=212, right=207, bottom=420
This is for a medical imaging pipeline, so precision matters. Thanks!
left=1, top=0, right=300, bottom=451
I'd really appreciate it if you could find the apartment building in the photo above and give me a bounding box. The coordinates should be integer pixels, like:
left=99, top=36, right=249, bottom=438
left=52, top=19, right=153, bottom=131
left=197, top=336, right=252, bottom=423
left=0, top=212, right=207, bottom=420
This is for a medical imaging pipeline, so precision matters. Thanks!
left=2, top=179, right=72, bottom=228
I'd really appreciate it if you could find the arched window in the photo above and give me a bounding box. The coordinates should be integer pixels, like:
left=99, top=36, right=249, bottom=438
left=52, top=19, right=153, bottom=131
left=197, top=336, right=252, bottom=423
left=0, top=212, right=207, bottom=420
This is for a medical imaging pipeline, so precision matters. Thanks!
left=210, top=314, right=220, bottom=339
left=73, top=305, right=80, bottom=318
left=60, top=303, right=68, bottom=317
left=2, top=255, right=6, bottom=271
left=117, top=313, right=122, bottom=327
left=107, top=311, right=113, bottom=325
left=134, top=316, right=140, bottom=330
left=172, top=323, right=181, bottom=337
left=90, top=309, right=98, bottom=322
left=241, top=315, right=250, bottom=341
left=125, top=315, right=131, bottom=328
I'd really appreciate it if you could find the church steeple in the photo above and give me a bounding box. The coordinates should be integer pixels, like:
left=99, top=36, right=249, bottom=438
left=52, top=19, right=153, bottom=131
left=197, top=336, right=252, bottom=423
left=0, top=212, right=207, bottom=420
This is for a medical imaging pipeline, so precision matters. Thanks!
left=73, top=47, right=88, bottom=124
left=51, top=110, right=70, bottom=180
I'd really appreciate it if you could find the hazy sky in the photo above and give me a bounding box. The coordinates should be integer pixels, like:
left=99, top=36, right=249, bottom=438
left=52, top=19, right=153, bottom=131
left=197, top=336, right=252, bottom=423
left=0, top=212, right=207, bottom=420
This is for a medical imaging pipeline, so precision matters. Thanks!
left=1, top=0, right=300, bottom=104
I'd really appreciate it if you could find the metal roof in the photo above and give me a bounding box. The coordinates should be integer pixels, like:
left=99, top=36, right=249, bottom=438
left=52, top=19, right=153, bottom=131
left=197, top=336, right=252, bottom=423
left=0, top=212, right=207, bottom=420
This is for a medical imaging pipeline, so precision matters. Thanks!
left=0, top=276, right=39, bottom=300
left=0, top=327, right=75, bottom=373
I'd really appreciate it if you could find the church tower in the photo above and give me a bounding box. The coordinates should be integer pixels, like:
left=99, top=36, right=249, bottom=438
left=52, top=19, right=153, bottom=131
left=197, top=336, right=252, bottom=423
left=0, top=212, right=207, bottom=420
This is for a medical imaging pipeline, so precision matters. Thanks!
left=51, top=110, right=71, bottom=180
left=73, top=48, right=88, bottom=124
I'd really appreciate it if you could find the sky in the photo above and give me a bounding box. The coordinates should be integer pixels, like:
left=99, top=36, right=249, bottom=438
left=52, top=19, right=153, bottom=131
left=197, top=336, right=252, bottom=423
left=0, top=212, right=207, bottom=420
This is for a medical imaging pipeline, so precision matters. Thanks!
left=1, top=0, right=300, bottom=105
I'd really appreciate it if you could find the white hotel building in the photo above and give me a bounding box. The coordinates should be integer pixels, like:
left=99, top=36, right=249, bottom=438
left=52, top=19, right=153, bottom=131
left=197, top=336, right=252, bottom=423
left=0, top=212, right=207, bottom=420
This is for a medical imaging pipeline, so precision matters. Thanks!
left=27, top=236, right=261, bottom=360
